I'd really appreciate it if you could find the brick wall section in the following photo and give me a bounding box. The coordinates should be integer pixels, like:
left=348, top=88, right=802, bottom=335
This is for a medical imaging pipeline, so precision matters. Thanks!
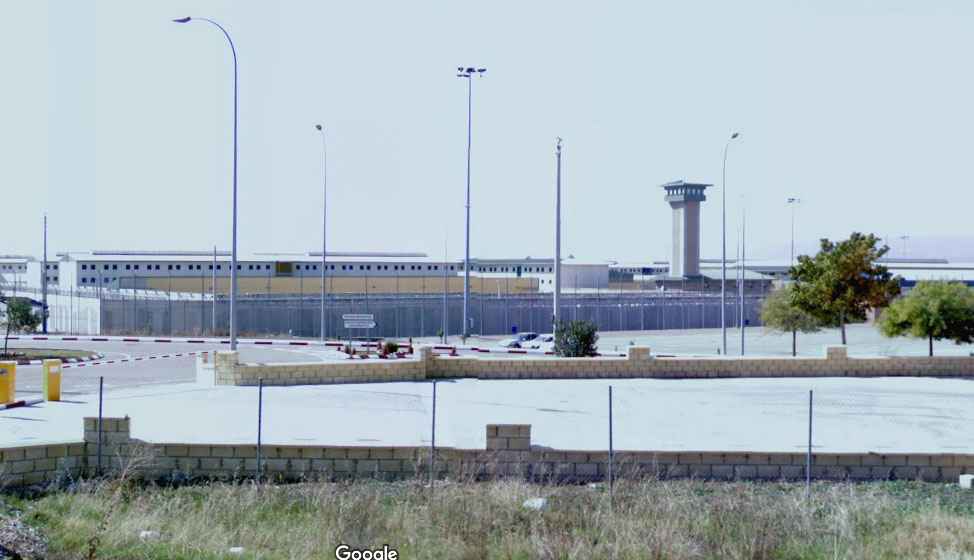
left=427, top=344, right=974, bottom=381
left=214, top=351, right=426, bottom=386
left=3, top=417, right=973, bottom=487
left=0, top=442, right=86, bottom=487
left=213, top=345, right=974, bottom=387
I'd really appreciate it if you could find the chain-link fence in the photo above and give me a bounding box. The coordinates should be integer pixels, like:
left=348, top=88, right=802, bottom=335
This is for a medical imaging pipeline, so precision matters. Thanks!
left=97, top=292, right=766, bottom=338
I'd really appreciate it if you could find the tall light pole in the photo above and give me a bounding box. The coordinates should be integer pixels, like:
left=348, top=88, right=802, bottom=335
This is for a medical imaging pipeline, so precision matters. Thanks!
left=740, top=205, right=746, bottom=356
left=553, top=137, right=563, bottom=331
left=457, top=66, right=486, bottom=339
left=42, top=214, right=48, bottom=334
left=899, top=235, right=910, bottom=258
left=172, top=16, right=239, bottom=351
left=787, top=197, right=801, bottom=267
left=211, top=245, right=217, bottom=334
left=316, top=124, right=328, bottom=342
left=721, top=132, right=741, bottom=355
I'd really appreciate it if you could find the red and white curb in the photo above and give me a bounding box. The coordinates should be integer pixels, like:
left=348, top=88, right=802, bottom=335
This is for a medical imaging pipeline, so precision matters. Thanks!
left=7, top=335, right=406, bottom=351
left=430, top=345, right=626, bottom=358
left=22, top=353, right=104, bottom=366
left=7, top=334, right=626, bottom=358
left=0, top=398, right=44, bottom=410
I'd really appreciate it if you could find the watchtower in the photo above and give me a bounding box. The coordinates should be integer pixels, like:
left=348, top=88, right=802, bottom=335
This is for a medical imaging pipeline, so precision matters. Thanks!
left=662, top=180, right=711, bottom=278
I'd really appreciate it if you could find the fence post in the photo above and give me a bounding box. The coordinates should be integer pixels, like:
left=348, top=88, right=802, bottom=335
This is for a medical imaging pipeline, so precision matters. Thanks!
left=608, top=385, right=614, bottom=506
left=429, top=380, right=437, bottom=490
left=257, top=378, right=264, bottom=483
left=806, top=389, right=813, bottom=499
left=97, top=376, right=104, bottom=476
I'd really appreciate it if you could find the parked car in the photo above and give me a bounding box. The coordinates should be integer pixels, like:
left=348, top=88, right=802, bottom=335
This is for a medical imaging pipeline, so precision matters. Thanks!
left=522, top=333, right=554, bottom=349
left=497, top=332, right=539, bottom=348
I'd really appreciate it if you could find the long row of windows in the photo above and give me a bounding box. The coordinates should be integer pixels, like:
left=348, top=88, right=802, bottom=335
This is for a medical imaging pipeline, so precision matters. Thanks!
left=74, top=262, right=553, bottom=275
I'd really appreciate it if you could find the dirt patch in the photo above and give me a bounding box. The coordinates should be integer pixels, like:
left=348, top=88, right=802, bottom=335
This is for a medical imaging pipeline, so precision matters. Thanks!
left=0, top=515, right=47, bottom=560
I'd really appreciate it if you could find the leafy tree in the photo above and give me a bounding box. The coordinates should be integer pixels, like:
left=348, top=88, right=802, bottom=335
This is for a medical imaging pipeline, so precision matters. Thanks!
left=7, top=297, right=40, bottom=333
left=790, top=233, right=901, bottom=345
left=760, top=284, right=822, bottom=356
left=878, top=281, right=974, bottom=356
left=2, top=297, right=41, bottom=357
left=553, top=319, right=599, bottom=357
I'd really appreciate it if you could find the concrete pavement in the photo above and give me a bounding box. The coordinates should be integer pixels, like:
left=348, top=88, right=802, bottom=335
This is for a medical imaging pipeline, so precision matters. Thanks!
left=2, top=375, right=973, bottom=454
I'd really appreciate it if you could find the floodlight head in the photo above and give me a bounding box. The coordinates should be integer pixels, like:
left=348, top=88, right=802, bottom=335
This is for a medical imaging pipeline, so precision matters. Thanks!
left=730, top=132, right=740, bottom=140
left=172, top=16, right=192, bottom=23
left=315, top=124, right=322, bottom=131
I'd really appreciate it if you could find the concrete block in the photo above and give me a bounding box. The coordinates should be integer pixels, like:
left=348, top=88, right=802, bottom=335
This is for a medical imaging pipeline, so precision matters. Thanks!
left=199, top=458, right=222, bottom=471
left=356, top=460, right=378, bottom=473
left=735, top=465, right=757, bottom=479
left=780, top=466, right=804, bottom=480
left=711, top=465, right=734, bottom=480
left=24, top=447, right=46, bottom=460
left=165, top=445, right=189, bottom=457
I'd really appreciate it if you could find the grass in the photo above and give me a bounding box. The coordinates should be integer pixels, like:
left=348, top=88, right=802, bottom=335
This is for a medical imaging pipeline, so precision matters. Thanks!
left=0, top=348, right=95, bottom=361
left=4, top=479, right=974, bottom=559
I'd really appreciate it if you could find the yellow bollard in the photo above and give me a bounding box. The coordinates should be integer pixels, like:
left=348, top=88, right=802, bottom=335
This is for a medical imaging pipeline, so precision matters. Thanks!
left=0, top=361, right=15, bottom=405
left=43, top=359, right=62, bottom=402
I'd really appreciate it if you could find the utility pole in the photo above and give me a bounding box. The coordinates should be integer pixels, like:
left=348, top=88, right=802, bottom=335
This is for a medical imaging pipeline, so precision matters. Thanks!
left=553, top=137, right=563, bottom=331
left=42, top=214, right=48, bottom=334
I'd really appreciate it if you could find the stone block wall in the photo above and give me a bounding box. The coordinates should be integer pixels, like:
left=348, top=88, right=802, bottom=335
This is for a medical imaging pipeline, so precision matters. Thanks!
left=215, top=351, right=425, bottom=386
left=3, top=417, right=973, bottom=488
left=212, top=345, right=974, bottom=387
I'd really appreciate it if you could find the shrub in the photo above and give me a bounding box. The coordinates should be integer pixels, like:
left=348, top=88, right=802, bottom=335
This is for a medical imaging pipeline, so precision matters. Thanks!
left=383, top=341, right=400, bottom=355
left=553, top=320, right=599, bottom=357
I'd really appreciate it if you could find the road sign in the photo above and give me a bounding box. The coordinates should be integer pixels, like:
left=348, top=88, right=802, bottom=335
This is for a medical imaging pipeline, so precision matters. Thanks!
left=342, top=314, right=374, bottom=321
left=344, top=320, right=376, bottom=329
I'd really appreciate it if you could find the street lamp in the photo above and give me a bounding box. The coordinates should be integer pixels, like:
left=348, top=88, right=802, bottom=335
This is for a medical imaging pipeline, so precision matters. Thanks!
left=316, top=124, right=327, bottom=342
left=172, top=16, right=240, bottom=351
left=721, top=131, right=741, bottom=356
left=457, top=66, right=486, bottom=339
left=787, top=197, right=801, bottom=267
left=553, top=137, right=563, bottom=331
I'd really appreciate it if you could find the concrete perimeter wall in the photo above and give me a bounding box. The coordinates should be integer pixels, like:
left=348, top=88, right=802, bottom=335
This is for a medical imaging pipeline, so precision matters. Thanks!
left=214, top=345, right=974, bottom=387
left=2, top=417, right=972, bottom=488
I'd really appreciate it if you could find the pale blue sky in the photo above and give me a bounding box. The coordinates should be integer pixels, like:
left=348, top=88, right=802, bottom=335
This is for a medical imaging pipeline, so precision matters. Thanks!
left=4, top=1, right=974, bottom=262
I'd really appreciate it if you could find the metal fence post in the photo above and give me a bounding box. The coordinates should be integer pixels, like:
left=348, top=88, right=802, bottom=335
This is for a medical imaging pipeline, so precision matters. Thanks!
left=430, top=380, right=437, bottom=490
left=806, top=389, right=813, bottom=499
left=257, top=378, right=264, bottom=482
left=97, top=376, right=104, bottom=476
left=608, top=385, right=614, bottom=506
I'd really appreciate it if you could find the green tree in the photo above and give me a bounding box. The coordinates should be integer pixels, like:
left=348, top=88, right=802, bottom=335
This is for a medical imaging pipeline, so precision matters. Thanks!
left=790, top=232, right=901, bottom=345
left=2, top=296, right=41, bottom=357
left=553, top=319, right=599, bottom=357
left=878, top=281, right=974, bottom=356
left=760, top=284, right=822, bottom=356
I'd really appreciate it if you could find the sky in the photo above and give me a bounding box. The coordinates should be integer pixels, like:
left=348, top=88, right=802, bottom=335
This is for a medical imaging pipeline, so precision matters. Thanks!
left=4, top=0, right=974, bottom=264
